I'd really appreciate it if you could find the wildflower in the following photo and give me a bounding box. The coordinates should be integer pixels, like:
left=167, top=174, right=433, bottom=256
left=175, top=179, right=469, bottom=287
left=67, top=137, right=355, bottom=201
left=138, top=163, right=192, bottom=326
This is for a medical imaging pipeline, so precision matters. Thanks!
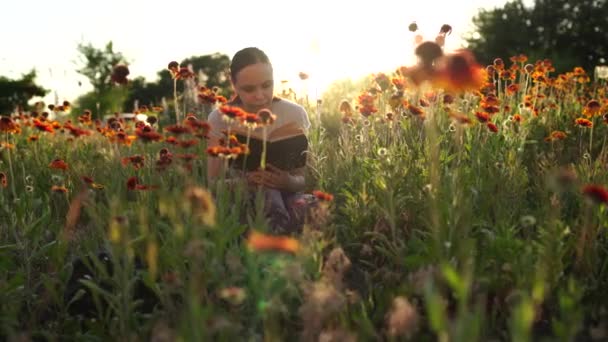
left=582, top=184, right=608, bottom=205
left=247, top=230, right=300, bottom=254
left=439, top=24, right=452, bottom=36
left=32, top=119, right=54, bottom=133
left=374, top=73, right=391, bottom=91
left=313, top=190, right=334, bottom=202
left=241, top=113, right=261, bottom=128
left=339, top=100, right=353, bottom=116
left=51, top=185, right=68, bottom=193
left=164, top=125, right=192, bottom=135
left=178, top=138, right=198, bottom=148
left=81, top=176, right=104, bottom=189
left=487, top=122, right=499, bottom=133
left=111, top=64, right=130, bottom=85
left=25, top=185, right=34, bottom=192
left=49, top=158, right=69, bottom=170
left=184, top=186, right=216, bottom=226
left=377, top=147, right=388, bottom=156
left=257, top=108, right=276, bottom=125
left=126, top=176, right=157, bottom=191
left=167, top=61, right=179, bottom=73
left=434, top=50, right=485, bottom=93
left=545, top=130, right=567, bottom=142
left=111, top=131, right=137, bottom=146
left=583, top=100, right=602, bottom=117
left=408, top=21, right=418, bottom=32
left=520, top=215, right=536, bottom=227
left=493, top=58, right=505, bottom=71
left=407, top=104, right=424, bottom=116
left=136, top=126, right=163, bottom=142
left=147, top=116, right=158, bottom=125
left=575, top=118, right=593, bottom=128
left=219, top=105, right=247, bottom=123
left=475, top=111, right=490, bottom=123
left=121, top=155, right=145, bottom=169
left=0, top=116, right=20, bottom=134
left=415, top=41, right=443, bottom=68
left=511, top=114, right=522, bottom=123
left=0, top=172, right=7, bottom=188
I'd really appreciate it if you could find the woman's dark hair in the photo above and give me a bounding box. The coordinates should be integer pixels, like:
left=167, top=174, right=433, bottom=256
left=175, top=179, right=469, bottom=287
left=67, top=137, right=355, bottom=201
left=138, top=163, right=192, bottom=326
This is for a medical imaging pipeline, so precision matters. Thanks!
left=230, top=47, right=272, bottom=82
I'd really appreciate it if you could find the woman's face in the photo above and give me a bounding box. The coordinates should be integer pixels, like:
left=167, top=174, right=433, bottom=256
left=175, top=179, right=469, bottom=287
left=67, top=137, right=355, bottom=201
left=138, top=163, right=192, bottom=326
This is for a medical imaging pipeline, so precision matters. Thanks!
left=232, top=62, right=274, bottom=113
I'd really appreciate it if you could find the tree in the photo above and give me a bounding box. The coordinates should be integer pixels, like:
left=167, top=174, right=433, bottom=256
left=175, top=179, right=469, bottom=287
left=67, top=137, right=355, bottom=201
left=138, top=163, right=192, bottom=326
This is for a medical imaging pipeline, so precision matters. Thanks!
left=0, top=70, right=48, bottom=114
left=73, top=41, right=129, bottom=118
left=465, top=0, right=608, bottom=73
left=76, top=41, right=127, bottom=94
left=126, top=53, right=231, bottom=109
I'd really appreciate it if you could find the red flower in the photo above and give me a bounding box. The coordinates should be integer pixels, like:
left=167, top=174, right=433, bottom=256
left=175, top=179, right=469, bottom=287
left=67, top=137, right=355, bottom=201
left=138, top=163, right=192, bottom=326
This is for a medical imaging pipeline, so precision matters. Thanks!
left=126, top=176, right=158, bottom=191
left=312, top=190, right=334, bottom=202
left=111, top=64, right=130, bottom=85
left=219, top=105, right=248, bottom=122
left=0, top=172, right=7, bottom=188
left=475, top=111, right=490, bottom=123
left=575, top=118, right=593, bottom=127
left=486, top=122, right=498, bottom=133
left=164, top=125, right=192, bottom=135
left=582, top=184, right=608, bottom=205
left=49, top=159, right=69, bottom=170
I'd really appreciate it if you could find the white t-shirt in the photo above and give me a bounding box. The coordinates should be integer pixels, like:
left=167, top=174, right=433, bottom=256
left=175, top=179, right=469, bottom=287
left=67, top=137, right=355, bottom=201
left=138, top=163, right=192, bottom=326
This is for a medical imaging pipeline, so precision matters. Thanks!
left=207, top=98, right=311, bottom=140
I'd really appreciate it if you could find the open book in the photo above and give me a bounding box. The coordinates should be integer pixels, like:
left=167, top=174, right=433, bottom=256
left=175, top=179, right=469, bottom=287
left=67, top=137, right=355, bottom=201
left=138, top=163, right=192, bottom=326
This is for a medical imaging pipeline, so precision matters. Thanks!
left=229, top=122, right=308, bottom=172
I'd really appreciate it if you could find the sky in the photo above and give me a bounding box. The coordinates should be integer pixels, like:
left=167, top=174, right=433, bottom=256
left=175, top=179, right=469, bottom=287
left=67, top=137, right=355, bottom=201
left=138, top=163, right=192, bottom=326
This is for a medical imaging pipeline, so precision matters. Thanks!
left=0, top=0, right=514, bottom=106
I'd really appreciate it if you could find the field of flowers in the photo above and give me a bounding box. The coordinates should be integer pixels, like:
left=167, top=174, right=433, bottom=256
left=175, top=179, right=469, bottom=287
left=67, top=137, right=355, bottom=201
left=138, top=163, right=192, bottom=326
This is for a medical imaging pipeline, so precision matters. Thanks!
left=1, top=46, right=608, bottom=341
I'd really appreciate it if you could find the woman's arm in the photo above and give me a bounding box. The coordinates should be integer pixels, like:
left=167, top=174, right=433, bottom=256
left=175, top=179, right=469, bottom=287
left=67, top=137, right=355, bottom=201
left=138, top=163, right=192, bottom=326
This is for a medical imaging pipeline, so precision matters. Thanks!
left=254, top=164, right=306, bottom=193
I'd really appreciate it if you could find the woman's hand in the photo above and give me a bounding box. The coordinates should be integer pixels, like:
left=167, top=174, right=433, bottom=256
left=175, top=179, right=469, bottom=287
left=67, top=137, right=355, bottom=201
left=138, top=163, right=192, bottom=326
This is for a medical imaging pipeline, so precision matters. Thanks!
left=246, top=164, right=304, bottom=192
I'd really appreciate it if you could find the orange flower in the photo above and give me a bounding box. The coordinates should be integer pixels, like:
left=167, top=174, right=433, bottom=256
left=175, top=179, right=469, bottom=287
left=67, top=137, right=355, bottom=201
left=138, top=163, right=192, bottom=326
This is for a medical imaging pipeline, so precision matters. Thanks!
left=313, top=190, right=334, bottom=202
left=0, top=172, right=7, bottom=188
left=434, top=50, right=485, bottom=93
left=0, top=116, right=21, bottom=134
left=136, top=126, right=163, bottom=142
left=575, top=118, right=593, bottom=128
left=475, top=111, right=490, bottom=123
left=407, top=104, right=424, bottom=116
left=583, top=100, right=602, bottom=117
left=121, top=155, right=145, bottom=169
left=493, top=58, right=505, bottom=71
left=33, top=119, right=54, bottom=133
left=81, top=176, right=104, bottom=189
left=0, top=142, right=15, bottom=149
left=219, top=105, right=248, bottom=123
left=49, top=159, right=69, bottom=170
left=51, top=185, right=68, bottom=193
left=178, top=139, right=198, bottom=148
left=111, top=131, right=137, bottom=146
left=582, top=184, right=608, bottom=205
left=164, top=125, right=192, bottom=135
left=545, top=130, right=567, bottom=142
left=247, top=230, right=300, bottom=254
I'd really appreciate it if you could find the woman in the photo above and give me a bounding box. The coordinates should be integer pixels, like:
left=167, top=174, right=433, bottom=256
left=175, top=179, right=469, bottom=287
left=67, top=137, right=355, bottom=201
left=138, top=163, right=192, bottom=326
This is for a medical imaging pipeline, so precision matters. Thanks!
left=207, top=47, right=314, bottom=233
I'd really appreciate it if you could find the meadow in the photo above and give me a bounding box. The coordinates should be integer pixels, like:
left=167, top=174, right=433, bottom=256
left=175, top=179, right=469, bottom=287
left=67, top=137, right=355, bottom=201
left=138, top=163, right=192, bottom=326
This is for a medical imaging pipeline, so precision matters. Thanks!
left=1, top=50, right=608, bottom=341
